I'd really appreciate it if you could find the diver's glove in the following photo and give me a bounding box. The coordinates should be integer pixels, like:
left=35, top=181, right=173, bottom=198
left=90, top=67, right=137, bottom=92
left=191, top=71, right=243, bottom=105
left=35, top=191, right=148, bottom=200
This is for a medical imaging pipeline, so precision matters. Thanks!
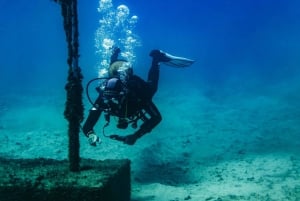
left=87, top=131, right=101, bottom=146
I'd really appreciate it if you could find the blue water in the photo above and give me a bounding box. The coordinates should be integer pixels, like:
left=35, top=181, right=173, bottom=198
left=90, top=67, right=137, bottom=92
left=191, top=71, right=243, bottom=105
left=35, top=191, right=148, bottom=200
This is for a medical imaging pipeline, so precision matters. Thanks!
left=1, top=0, right=300, bottom=200
left=1, top=0, right=300, bottom=93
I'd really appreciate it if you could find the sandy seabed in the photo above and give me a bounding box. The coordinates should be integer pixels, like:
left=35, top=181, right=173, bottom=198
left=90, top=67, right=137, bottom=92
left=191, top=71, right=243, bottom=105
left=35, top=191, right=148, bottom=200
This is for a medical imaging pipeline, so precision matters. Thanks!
left=0, top=82, right=300, bottom=201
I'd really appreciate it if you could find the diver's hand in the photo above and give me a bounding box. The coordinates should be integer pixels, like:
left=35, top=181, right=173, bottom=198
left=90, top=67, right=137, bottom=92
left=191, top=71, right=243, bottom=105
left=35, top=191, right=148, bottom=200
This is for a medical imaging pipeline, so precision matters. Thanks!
left=88, top=132, right=101, bottom=146
left=109, top=134, right=125, bottom=141
left=109, top=134, right=138, bottom=145
left=112, top=46, right=121, bottom=55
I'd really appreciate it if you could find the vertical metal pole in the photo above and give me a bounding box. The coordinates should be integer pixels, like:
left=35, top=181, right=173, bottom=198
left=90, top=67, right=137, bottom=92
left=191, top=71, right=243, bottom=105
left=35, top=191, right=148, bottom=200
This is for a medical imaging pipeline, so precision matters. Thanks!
left=55, top=0, right=83, bottom=172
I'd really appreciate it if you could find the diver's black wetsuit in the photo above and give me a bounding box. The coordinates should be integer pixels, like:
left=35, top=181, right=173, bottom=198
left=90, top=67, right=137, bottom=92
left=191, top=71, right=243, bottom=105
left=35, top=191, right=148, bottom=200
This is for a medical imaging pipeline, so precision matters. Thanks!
left=82, top=51, right=162, bottom=144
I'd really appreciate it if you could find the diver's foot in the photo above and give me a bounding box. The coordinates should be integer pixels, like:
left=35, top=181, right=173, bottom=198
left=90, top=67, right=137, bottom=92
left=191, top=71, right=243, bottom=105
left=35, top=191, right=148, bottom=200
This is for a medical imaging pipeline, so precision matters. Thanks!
left=150, top=49, right=171, bottom=63
left=150, top=49, right=195, bottom=68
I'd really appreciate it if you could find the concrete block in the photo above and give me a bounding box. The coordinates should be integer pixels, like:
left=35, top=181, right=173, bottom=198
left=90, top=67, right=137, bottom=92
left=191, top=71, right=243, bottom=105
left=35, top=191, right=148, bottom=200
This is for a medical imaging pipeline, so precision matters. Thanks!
left=0, top=157, right=130, bottom=201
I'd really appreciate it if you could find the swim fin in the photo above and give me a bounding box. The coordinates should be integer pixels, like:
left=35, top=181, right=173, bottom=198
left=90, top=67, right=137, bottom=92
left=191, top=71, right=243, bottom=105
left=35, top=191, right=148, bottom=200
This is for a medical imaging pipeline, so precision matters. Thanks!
left=162, top=52, right=195, bottom=68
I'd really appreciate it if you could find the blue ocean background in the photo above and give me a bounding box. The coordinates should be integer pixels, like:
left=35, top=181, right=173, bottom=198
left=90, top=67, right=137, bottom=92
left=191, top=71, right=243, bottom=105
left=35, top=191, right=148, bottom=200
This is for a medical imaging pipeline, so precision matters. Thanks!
left=1, top=0, right=300, bottom=200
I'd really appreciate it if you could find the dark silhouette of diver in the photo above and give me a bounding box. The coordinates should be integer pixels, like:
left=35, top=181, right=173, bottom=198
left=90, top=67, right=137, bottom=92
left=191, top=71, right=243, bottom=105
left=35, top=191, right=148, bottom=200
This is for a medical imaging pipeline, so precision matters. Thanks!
left=82, top=47, right=194, bottom=145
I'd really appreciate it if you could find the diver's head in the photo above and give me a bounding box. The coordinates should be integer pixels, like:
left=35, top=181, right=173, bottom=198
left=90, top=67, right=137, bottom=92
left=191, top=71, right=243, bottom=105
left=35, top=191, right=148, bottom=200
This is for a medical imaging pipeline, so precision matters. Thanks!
left=103, top=77, right=124, bottom=100
left=109, top=60, right=133, bottom=82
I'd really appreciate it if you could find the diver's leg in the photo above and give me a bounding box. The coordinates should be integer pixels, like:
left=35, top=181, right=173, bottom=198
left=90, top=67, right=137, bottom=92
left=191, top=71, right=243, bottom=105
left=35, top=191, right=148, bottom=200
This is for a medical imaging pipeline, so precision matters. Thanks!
left=147, top=59, right=160, bottom=96
left=147, top=49, right=171, bottom=96
left=147, top=49, right=173, bottom=96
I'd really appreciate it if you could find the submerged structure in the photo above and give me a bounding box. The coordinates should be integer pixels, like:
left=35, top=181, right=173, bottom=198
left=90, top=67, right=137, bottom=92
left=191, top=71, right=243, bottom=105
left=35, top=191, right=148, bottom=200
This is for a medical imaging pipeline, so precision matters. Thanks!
left=0, top=158, right=130, bottom=201
left=0, top=0, right=131, bottom=200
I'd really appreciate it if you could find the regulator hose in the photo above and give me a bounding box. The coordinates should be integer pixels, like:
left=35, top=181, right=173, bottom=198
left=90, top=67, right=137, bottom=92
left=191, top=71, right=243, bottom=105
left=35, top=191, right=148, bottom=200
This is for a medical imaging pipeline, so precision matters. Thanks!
left=85, top=77, right=108, bottom=106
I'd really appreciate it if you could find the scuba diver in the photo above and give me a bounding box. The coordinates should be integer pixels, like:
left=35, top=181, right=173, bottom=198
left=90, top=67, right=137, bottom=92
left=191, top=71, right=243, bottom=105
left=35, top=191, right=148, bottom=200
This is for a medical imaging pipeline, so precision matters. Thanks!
left=82, top=47, right=194, bottom=146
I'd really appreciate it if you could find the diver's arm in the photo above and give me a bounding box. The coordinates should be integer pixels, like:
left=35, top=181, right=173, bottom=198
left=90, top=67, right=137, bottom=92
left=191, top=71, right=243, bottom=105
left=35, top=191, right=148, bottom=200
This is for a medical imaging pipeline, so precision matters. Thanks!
left=110, top=47, right=121, bottom=65
left=82, top=108, right=102, bottom=137
left=110, top=101, right=162, bottom=145
left=109, top=101, right=162, bottom=145
left=82, top=96, right=103, bottom=137
left=133, top=101, right=162, bottom=140
left=82, top=99, right=104, bottom=146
